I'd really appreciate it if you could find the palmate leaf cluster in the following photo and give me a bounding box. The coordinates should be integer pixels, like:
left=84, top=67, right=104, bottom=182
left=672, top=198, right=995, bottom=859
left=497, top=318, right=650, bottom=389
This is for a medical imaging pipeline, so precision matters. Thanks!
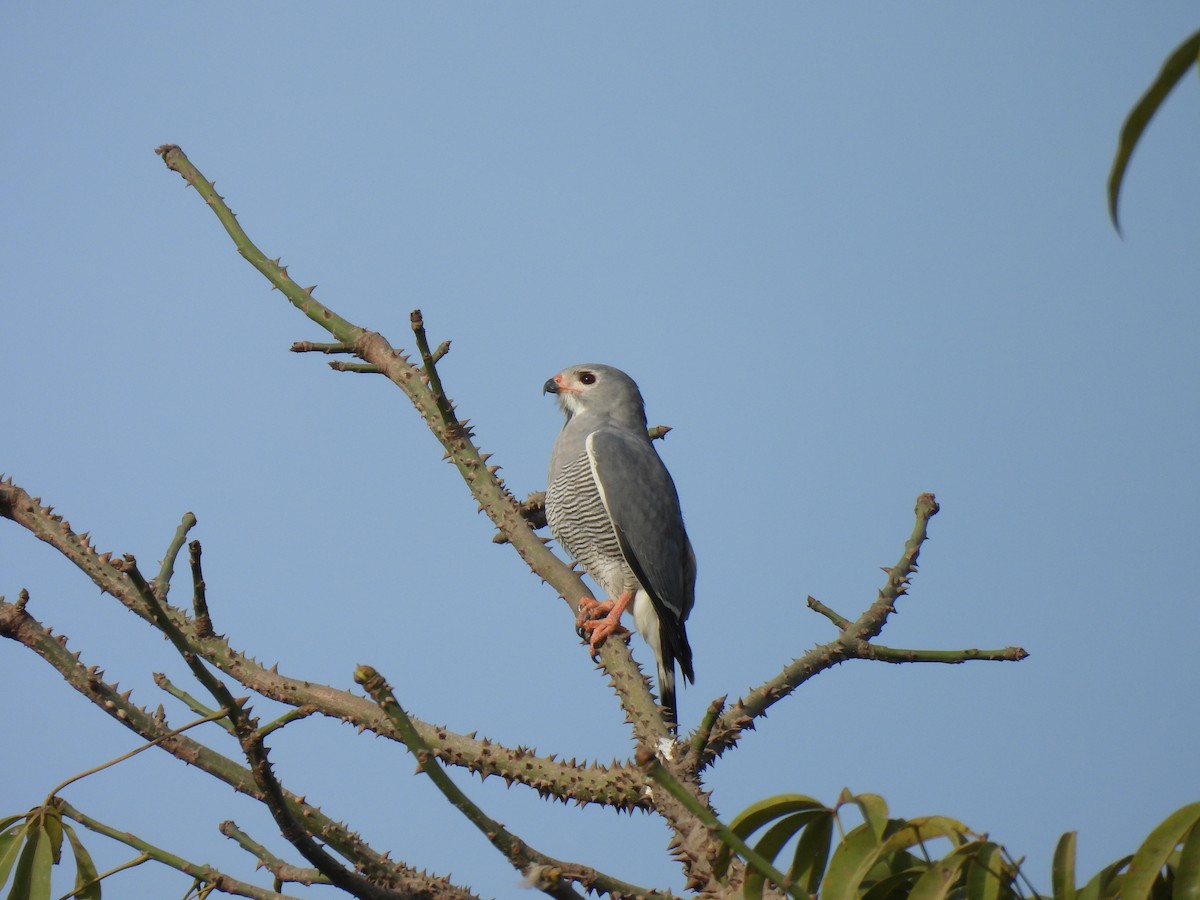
left=3, top=790, right=1200, bottom=900
left=717, top=793, right=1200, bottom=900
left=0, top=802, right=100, bottom=900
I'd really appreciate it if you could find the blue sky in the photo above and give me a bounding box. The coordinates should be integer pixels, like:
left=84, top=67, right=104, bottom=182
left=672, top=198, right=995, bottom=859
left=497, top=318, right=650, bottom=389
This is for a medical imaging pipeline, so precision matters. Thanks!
left=2, top=5, right=1198, bottom=898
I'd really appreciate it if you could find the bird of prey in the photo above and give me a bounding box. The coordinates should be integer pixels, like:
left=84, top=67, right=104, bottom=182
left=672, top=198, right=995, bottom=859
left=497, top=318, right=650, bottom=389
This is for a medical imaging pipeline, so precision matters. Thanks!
left=544, top=363, right=695, bottom=729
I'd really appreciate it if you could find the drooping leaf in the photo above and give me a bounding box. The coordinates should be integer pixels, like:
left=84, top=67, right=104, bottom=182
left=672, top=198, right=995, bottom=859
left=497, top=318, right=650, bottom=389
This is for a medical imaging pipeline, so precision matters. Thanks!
left=1123, top=803, right=1200, bottom=900
left=1077, top=855, right=1132, bottom=900
left=742, top=812, right=821, bottom=900
left=860, top=867, right=922, bottom=900
left=1053, top=831, right=1078, bottom=900
left=8, top=823, right=53, bottom=900
left=728, top=795, right=829, bottom=838
left=62, top=823, right=101, bottom=900
left=1108, top=29, right=1200, bottom=232
left=879, top=816, right=973, bottom=856
left=716, top=795, right=829, bottom=879
left=32, top=812, right=61, bottom=869
left=790, top=811, right=835, bottom=895
left=0, top=825, right=28, bottom=893
left=965, top=841, right=1009, bottom=900
left=821, top=824, right=884, bottom=900
left=1176, top=820, right=1200, bottom=900
left=845, top=792, right=890, bottom=841
left=907, top=850, right=971, bottom=900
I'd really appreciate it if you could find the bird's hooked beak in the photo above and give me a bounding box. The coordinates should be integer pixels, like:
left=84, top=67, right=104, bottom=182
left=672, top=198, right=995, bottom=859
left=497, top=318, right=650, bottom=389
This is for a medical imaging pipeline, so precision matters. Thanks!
left=544, top=373, right=581, bottom=395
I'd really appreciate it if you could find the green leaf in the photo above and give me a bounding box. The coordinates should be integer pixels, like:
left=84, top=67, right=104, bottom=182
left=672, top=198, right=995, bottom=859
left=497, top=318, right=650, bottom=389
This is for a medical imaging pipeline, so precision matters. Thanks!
left=860, top=868, right=922, bottom=900
left=1123, top=803, right=1200, bottom=900
left=717, top=795, right=828, bottom=879
left=1078, top=855, right=1132, bottom=900
left=858, top=795, right=890, bottom=842
left=728, top=795, right=828, bottom=838
left=1176, top=820, right=1200, bottom=900
left=741, top=811, right=822, bottom=900
left=9, top=823, right=53, bottom=900
left=755, top=811, right=823, bottom=866
left=33, top=813, right=61, bottom=869
left=965, top=841, right=1009, bottom=900
left=907, top=851, right=970, bottom=900
left=1053, top=831, right=1078, bottom=900
left=0, top=825, right=29, bottom=893
left=822, top=824, right=884, bottom=900
left=790, top=811, right=834, bottom=895
left=844, top=792, right=890, bottom=841
left=0, top=820, right=25, bottom=839
left=62, top=824, right=100, bottom=900
left=879, top=816, right=973, bottom=856
left=1107, top=29, right=1200, bottom=232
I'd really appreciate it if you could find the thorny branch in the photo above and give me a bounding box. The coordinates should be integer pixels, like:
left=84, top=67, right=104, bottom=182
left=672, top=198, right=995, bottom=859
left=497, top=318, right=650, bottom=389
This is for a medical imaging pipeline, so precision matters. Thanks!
left=0, top=145, right=1028, bottom=899
left=688, top=494, right=1028, bottom=770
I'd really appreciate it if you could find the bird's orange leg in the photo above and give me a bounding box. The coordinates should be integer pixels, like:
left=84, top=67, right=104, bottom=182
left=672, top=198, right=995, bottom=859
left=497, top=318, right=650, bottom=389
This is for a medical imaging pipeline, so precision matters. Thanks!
left=575, top=596, right=610, bottom=631
left=579, top=591, right=634, bottom=658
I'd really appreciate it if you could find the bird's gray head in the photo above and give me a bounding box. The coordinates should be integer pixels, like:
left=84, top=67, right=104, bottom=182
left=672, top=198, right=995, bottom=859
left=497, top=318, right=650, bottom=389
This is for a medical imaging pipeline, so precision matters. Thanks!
left=543, top=364, right=648, bottom=430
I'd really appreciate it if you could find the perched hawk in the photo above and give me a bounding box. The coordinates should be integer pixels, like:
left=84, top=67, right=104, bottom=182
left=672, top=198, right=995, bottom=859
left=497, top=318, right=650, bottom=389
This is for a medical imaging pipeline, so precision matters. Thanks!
left=544, top=364, right=695, bottom=729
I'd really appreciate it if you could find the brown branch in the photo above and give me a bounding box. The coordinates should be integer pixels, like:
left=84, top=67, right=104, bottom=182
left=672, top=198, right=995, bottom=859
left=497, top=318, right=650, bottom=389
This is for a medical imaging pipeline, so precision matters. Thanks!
left=219, top=821, right=333, bottom=887
left=189, top=539, right=213, bottom=638
left=0, top=476, right=649, bottom=810
left=0, top=593, right=477, bottom=900
left=692, top=493, right=1027, bottom=770
left=357, top=666, right=671, bottom=900
left=155, top=144, right=667, bottom=752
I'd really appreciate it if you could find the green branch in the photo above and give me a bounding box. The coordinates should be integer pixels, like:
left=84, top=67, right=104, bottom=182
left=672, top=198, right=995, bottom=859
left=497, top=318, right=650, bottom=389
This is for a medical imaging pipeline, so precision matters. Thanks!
left=695, top=494, right=1027, bottom=769
left=356, top=666, right=670, bottom=900
left=156, top=145, right=361, bottom=340
left=115, top=554, right=404, bottom=900
left=0, top=592, right=475, bottom=900
left=637, top=750, right=804, bottom=899
left=154, top=147, right=667, bottom=753
left=56, top=799, right=301, bottom=900
left=0, top=477, right=649, bottom=810
left=154, top=512, right=197, bottom=601
left=218, top=822, right=331, bottom=887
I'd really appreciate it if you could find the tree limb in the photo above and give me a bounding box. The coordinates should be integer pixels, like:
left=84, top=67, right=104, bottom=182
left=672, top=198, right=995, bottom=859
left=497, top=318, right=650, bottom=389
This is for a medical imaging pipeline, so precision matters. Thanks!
left=693, top=494, right=1027, bottom=769
left=357, top=666, right=672, bottom=900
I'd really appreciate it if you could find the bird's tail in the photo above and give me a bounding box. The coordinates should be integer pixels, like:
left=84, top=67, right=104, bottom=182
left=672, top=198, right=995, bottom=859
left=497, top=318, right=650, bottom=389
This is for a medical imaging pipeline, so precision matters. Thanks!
left=657, top=655, right=679, bottom=732
left=633, top=591, right=693, bottom=733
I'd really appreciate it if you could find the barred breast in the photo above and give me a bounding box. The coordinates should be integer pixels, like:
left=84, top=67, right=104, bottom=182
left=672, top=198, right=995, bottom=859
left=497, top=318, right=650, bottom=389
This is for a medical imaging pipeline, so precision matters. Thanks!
left=546, top=448, right=635, bottom=598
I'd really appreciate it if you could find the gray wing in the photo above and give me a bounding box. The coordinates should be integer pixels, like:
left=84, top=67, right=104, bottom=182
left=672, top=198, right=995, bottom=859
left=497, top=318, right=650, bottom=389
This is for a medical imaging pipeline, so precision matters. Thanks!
left=585, top=428, right=695, bottom=630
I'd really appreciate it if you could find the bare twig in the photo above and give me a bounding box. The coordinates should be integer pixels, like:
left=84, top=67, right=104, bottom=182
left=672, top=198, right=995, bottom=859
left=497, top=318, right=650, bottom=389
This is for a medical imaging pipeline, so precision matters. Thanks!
left=805, top=596, right=850, bottom=630
left=154, top=512, right=197, bottom=600
left=291, top=341, right=357, bottom=354
left=57, top=799, right=303, bottom=900
left=0, top=592, right=472, bottom=899
left=119, top=554, right=406, bottom=900
left=698, top=494, right=1027, bottom=768
left=219, top=821, right=332, bottom=886
left=189, top=539, right=213, bottom=638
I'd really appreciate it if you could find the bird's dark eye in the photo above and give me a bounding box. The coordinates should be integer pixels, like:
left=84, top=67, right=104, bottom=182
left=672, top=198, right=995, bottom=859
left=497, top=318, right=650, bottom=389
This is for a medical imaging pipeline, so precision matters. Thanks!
left=580, top=372, right=596, bottom=385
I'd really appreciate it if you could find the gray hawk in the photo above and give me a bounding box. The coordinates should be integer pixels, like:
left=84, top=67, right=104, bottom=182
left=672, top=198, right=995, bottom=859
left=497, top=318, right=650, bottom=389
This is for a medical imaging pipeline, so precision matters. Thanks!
left=544, top=363, right=695, bottom=730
